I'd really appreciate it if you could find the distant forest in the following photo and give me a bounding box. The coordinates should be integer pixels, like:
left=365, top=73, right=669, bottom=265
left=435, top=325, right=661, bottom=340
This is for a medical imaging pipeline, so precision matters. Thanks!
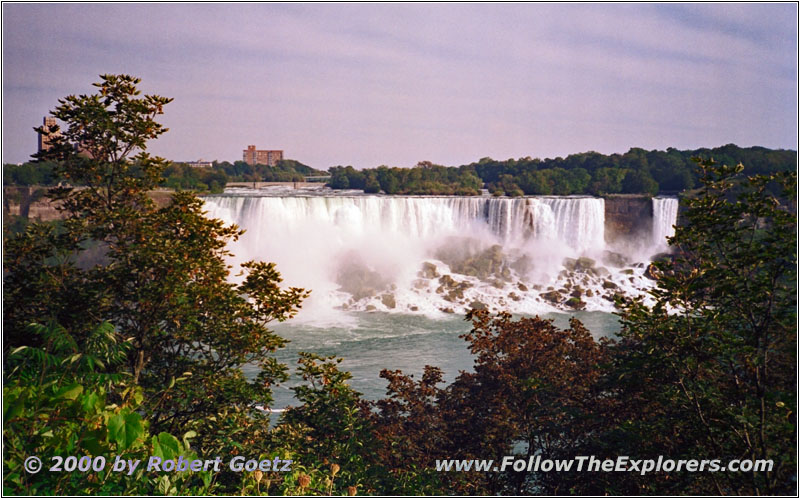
left=3, top=144, right=796, bottom=195
left=326, top=144, right=797, bottom=196
left=2, top=158, right=326, bottom=193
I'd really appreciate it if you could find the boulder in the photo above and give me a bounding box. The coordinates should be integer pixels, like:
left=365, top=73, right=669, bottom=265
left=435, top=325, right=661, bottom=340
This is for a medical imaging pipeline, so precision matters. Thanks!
left=438, top=274, right=473, bottom=301
left=595, top=266, right=611, bottom=277
left=602, top=280, right=618, bottom=290
left=488, top=245, right=503, bottom=264
left=437, top=243, right=508, bottom=282
left=439, top=274, right=458, bottom=288
left=510, top=255, right=533, bottom=275
left=602, top=250, right=629, bottom=268
left=517, top=282, right=529, bottom=292
left=644, top=263, right=659, bottom=280
left=336, top=257, right=390, bottom=300
left=381, top=293, right=396, bottom=309
left=509, top=292, right=521, bottom=301
left=469, top=300, right=488, bottom=311
left=566, top=297, right=586, bottom=310
left=418, top=262, right=440, bottom=279
left=576, top=257, right=596, bottom=270
left=440, top=307, right=455, bottom=314
left=541, top=290, right=563, bottom=303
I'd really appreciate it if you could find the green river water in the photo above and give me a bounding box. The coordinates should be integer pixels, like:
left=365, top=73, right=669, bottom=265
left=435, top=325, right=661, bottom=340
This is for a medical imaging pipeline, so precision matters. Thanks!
left=247, top=311, right=621, bottom=408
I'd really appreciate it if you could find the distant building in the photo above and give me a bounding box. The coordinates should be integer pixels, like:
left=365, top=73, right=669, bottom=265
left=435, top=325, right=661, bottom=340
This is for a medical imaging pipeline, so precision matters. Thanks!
left=38, top=117, right=59, bottom=153
left=243, top=145, right=283, bottom=167
left=183, top=160, right=213, bottom=168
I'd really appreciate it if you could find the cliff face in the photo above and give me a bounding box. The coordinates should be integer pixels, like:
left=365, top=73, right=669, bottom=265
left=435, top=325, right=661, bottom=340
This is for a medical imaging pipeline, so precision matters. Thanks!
left=603, top=195, right=653, bottom=244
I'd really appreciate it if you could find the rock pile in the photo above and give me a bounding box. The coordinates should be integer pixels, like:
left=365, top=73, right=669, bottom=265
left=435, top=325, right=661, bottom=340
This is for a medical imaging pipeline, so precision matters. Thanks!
left=336, top=258, right=391, bottom=300
left=436, top=242, right=512, bottom=282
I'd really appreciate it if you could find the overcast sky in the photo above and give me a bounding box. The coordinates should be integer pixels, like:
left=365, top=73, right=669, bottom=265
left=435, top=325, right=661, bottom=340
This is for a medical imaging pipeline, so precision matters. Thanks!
left=2, top=3, right=797, bottom=168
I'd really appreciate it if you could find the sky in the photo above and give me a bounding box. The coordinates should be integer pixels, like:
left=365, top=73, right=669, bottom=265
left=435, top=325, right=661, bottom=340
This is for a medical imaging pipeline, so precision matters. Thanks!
left=2, top=3, right=797, bottom=168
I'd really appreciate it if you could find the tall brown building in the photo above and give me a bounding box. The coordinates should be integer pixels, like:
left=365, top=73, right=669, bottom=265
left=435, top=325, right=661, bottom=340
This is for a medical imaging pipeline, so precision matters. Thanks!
left=243, top=145, right=283, bottom=167
left=38, top=117, right=59, bottom=153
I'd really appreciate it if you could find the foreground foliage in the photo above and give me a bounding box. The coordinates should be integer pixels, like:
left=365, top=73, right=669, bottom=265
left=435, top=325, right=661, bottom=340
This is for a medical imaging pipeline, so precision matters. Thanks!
left=609, top=160, right=796, bottom=495
left=4, top=75, right=308, bottom=494
left=4, top=322, right=213, bottom=495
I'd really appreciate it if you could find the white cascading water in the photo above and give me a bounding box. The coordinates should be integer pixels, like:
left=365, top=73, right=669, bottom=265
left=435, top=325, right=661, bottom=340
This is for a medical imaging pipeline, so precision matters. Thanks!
left=652, top=197, right=679, bottom=251
left=207, top=196, right=603, bottom=248
left=203, top=189, right=677, bottom=321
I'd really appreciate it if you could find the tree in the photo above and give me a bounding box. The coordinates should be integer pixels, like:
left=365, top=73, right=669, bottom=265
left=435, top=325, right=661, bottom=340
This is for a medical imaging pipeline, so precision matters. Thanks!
left=622, top=169, right=658, bottom=195
left=273, top=353, right=382, bottom=495
left=369, top=311, right=612, bottom=495
left=5, top=75, right=309, bottom=443
left=437, top=311, right=611, bottom=494
left=567, top=167, right=591, bottom=193
left=612, top=159, right=796, bottom=494
left=589, top=167, right=626, bottom=194
left=371, top=366, right=449, bottom=494
left=328, top=166, right=351, bottom=189
left=518, top=170, right=552, bottom=195
left=364, top=171, right=381, bottom=193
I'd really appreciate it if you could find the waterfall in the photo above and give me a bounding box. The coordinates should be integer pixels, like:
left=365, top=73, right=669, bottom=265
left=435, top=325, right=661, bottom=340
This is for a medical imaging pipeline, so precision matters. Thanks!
left=203, top=191, right=671, bottom=318
left=652, top=197, right=679, bottom=250
left=204, top=195, right=605, bottom=253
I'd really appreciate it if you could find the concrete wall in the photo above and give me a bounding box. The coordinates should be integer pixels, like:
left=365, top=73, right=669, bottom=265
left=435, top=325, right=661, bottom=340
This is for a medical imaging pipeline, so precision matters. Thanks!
left=3, top=186, right=63, bottom=221
left=3, top=186, right=175, bottom=222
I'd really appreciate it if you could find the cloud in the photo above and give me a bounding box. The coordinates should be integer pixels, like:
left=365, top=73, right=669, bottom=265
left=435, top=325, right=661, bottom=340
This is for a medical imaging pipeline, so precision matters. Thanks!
left=2, top=3, right=796, bottom=167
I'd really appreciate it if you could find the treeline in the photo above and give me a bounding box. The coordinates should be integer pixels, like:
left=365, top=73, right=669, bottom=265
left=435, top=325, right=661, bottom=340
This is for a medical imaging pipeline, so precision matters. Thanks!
left=328, top=162, right=483, bottom=195
left=3, top=161, right=59, bottom=186
left=162, top=159, right=323, bottom=192
left=212, top=158, right=326, bottom=183
left=162, top=163, right=228, bottom=193
left=327, top=144, right=797, bottom=195
left=3, top=158, right=323, bottom=193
